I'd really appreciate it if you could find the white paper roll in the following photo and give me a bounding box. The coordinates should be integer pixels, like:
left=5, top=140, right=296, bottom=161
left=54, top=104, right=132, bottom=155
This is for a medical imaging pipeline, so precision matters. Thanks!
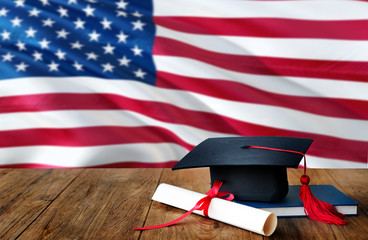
left=152, top=183, right=277, bottom=236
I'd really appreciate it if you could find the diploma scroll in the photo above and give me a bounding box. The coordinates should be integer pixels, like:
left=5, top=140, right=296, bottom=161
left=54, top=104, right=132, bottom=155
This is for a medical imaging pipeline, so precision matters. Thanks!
left=152, top=183, right=277, bottom=236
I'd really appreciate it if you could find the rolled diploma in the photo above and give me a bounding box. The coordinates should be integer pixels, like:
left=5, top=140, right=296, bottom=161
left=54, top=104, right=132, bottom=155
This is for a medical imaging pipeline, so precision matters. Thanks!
left=152, top=183, right=277, bottom=236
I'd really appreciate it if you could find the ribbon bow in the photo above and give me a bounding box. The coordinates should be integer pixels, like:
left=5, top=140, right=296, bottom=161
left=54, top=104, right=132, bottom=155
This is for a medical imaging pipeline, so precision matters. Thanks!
left=134, top=180, right=234, bottom=230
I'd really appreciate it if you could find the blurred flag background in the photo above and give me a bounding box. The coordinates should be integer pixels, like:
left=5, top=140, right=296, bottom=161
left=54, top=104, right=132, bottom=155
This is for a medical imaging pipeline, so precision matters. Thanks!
left=0, top=0, right=367, bottom=168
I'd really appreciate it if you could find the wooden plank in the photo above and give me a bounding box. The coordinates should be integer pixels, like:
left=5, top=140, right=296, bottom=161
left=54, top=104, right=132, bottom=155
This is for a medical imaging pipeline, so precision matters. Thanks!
left=6, top=168, right=366, bottom=240
left=324, top=169, right=368, bottom=239
left=0, top=169, right=82, bottom=240
left=140, top=168, right=263, bottom=240
left=18, top=168, right=163, bottom=240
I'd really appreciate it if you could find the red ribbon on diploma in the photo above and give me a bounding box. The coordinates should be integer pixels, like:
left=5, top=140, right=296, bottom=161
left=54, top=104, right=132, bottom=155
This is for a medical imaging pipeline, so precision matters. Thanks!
left=134, top=180, right=234, bottom=230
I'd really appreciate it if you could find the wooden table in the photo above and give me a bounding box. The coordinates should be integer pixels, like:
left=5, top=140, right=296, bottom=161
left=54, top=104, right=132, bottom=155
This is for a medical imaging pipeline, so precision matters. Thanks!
left=0, top=168, right=367, bottom=240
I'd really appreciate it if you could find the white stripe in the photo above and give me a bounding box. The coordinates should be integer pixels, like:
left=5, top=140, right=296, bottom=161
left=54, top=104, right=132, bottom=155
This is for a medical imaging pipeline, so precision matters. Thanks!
left=0, top=110, right=235, bottom=145
left=156, top=26, right=368, bottom=61
left=303, top=155, right=367, bottom=169
left=154, top=56, right=368, bottom=101
left=1, top=144, right=364, bottom=169
left=154, top=0, right=368, bottom=20
left=0, top=143, right=188, bottom=167
left=1, top=77, right=367, bottom=141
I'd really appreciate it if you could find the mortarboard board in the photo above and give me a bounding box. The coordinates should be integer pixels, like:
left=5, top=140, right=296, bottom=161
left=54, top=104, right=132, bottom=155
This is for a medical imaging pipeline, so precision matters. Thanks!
left=172, top=136, right=313, bottom=202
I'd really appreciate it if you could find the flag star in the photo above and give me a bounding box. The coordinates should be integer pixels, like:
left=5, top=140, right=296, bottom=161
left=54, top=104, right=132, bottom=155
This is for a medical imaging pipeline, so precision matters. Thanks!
left=48, top=61, right=59, bottom=72
left=131, top=45, right=143, bottom=56
left=73, top=61, right=83, bottom=71
left=100, top=18, right=112, bottom=30
left=71, top=41, right=83, bottom=49
left=86, top=0, right=97, bottom=3
left=116, top=10, right=127, bottom=17
left=55, top=49, right=67, bottom=60
left=25, top=27, right=37, bottom=38
left=0, top=8, right=9, bottom=17
left=101, top=63, right=114, bottom=72
left=2, top=52, right=15, bottom=62
left=132, top=11, right=143, bottom=18
left=11, top=17, right=23, bottom=27
left=14, top=0, right=25, bottom=7
left=74, top=18, right=85, bottom=29
left=88, top=30, right=100, bottom=41
left=131, top=20, right=145, bottom=31
left=1, top=29, right=11, bottom=40
left=83, top=5, right=95, bottom=17
left=16, top=40, right=27, bottom=51
left=15, top=62, right=29, bottom=72
left=57, top=6, right=69, bottom=18
left=42, top=18, right=55, bottom=27
left=56, top=29, right=70, bottom=39
left=116, top=0, right=128, bottom=9
left=102, top=43, right=115, bottom=55
left=29, top=8, right=41, bottom=17
left=68, top=0, right=77, bottom=4
left=86, top=52, right=98, bottom=60
left=39, top=38, right=50, bottom=49
left=32, top=51, right=43, bottom=61
left=118, top=56, right=131, bottom=67
left=116, top=31, right=128, bottom=43
left=133, top=68, right=147, bottom=79
left=39, top=0, right=51, bottom=6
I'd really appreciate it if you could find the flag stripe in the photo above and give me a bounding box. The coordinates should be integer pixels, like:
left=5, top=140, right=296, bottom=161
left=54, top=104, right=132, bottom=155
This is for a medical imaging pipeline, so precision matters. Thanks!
left=0, top=107, right=366, bottom=164
left=3, top=83, right=368, bottom=121
left=0, top=126, right=193, bottom=149
left=156, top=72, right=368, bottom=120
left=0, top=143, right=188, bottom=168
left=0, top=161, right=178, bottom=169
left=154, top=17, right=368, bottom=40
left=0, top=154, right=366, bottom=169
left=302, top=156, right=367, bottom=169
left=2, top=77, right=368, bottom=141
left=0, top=122, right=365, bottom=165
left=0, top=109, right=230, bottom=147
left=156, top=26, right=368, bottom=62
left=154, top=37, right=368, bottom=82
left=154, top=0, right=368, bottom=20
left=154, top=56, right=368, bottom=101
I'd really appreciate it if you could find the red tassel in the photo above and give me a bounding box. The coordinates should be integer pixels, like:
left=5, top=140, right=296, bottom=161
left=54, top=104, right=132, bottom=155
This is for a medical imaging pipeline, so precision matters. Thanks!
left=247, top=145, right=349, bottom=225
left=299, top=175, right=348, bottom=225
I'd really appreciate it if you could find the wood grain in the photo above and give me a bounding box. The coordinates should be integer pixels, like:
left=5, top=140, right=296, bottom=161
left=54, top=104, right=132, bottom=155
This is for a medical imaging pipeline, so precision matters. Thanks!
left=0, top=168, right=367, bottom=239
left=18, top=169, right=163, bottom=240
left=0, top=169, right=82, bottom=240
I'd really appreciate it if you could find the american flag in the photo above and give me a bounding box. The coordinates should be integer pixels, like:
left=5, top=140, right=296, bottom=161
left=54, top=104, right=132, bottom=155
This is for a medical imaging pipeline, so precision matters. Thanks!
left=0, top=0, right=367, bottom=168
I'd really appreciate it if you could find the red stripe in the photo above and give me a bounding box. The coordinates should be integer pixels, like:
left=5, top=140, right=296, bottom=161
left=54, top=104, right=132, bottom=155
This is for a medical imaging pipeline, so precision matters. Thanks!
left=0, top=93, right=366, bottom=163
left=2, top=91, right=368, bottom=120
left=0, top=161, right=178, bottom=168
left=0, top=126, right=193, bottom=149
left=153, top=37, right=368, bottom=82
left=156, top=71, right=368, bottom=120
left=154, top=17, right=368, bottom=40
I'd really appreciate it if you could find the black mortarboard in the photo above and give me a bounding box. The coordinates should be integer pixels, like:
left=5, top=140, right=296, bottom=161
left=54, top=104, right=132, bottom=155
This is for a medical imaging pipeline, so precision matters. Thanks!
left=172, top=136, right=313, bottom=202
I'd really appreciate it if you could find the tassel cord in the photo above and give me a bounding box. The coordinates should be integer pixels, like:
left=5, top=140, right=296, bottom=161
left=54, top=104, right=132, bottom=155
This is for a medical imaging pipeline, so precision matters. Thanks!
left=247, top=145, right=348, bottom=225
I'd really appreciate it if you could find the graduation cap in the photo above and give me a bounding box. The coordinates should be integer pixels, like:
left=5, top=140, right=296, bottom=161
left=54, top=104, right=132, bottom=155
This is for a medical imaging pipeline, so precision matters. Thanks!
left=173, top=136, right=312, bottom=202
left=173, top=136, right=348, bottom=225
